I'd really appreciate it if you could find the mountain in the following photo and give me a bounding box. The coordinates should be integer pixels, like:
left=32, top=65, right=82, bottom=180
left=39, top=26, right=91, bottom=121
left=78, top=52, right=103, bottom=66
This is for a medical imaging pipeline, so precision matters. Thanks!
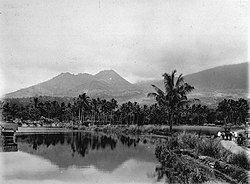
left=185, top=62, right=248, bottom=91
left=136, top=62, right=248, bottom=92
left=135, top=62, right=249, bottom=105
left=5, top=63, right=249, bottom=103
left=88, top=70, right=140, bottom=97
left=5, top=70, right=143, bottom=101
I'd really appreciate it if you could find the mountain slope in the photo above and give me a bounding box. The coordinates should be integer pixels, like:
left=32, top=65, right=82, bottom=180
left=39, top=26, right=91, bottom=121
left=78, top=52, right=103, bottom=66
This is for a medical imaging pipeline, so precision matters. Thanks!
left=136, top=62, right=249, bottom=93
left=5, top=70, right=143, bottom=100
left=185, top=62, right=248, bottom=90
left=5, top=72, right=94, bottom=98
left=94, top=70, right=135, bottom=89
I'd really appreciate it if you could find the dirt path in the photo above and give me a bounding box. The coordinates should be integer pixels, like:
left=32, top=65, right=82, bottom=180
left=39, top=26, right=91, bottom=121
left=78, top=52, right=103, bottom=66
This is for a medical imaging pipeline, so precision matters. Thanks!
left=220, top=127, right=250, bottom=157
left=220, top=136, right=250, bottom=183
left=221, top=140, right=250, bottom=157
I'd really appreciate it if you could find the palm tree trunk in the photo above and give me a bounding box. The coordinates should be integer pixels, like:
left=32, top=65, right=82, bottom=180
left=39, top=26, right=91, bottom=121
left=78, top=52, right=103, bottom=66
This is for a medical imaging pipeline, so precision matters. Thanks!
left=198, top=113, right=200, bottom=125
left=78, top=109, right=80, bottom=123
left=170, top=111, right=174, bottom=134
left=83, top=114, right=84, bottom=125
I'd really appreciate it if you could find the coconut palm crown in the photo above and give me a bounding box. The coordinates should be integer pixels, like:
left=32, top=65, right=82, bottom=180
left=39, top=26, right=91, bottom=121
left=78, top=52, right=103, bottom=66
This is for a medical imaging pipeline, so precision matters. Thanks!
left=147, top=70, right=195, bottom=133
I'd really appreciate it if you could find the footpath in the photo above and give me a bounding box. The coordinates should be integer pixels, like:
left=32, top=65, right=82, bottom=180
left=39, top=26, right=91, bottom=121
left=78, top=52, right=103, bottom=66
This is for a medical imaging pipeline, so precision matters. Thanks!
left=220, top=129, right=250, bottom=183
left=220, top=128, right=250, bottom=157
left=221, top=140, right=250, bottom=157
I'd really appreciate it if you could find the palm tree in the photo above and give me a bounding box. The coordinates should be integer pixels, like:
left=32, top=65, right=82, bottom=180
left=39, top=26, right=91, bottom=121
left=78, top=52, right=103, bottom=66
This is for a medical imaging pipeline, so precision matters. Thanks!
left=110, top=98, right=118, bottom=124
left=217, top=99, right=231, bottom=125
left=148, top=70, right=194, bottom=133
left=76, top=93, right=91, bottom=124
left=44, top=101, right=52, bottom=119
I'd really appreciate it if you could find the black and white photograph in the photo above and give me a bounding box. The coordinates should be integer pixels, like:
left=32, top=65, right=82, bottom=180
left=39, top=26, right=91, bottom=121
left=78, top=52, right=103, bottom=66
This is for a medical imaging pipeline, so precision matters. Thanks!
left=0, top=0, right=249, bottom=183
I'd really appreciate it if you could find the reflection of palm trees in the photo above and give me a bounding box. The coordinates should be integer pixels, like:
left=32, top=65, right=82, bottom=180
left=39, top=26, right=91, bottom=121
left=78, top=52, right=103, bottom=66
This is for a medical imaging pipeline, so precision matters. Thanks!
left=21, top=132, right=134, bottom=155
left=119, top=135, right=138, bottom=147
left=15, top=132, right=158, bottom=173
left=18, top=132, right=153, bottom=158
left=33, top=141, right=37, bottom=150
left=16, top=132, right=118, bottom=157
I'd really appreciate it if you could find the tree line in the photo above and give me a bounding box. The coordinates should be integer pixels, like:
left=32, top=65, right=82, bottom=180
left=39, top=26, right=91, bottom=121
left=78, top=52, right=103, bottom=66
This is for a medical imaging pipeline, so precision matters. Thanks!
left=1, top=70, right=249, bottom=128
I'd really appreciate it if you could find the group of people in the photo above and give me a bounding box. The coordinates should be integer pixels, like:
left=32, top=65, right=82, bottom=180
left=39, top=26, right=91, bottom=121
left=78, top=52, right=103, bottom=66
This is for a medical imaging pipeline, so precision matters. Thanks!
left=217, top=129, right=249, bottom=146
left=217, top=131, right=238, bottom=141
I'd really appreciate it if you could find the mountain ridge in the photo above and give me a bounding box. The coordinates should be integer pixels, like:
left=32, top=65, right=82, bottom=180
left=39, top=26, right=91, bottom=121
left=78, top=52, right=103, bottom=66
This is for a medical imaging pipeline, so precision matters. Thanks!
left=5, top=62, right=249, bottom=101
left=5, top=69, right=143, bottom=100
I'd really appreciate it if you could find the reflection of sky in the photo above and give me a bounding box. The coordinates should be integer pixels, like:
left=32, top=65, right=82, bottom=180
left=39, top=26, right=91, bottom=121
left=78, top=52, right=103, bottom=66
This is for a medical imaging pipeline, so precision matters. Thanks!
left=15, top=133, right=157, bottom=172
left=0, top=151, right=161, bottom=184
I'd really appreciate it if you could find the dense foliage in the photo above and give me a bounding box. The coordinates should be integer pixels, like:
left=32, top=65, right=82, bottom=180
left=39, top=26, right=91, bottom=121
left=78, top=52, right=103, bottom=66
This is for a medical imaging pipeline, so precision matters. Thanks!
left=0, top=93, right=249, bottom=127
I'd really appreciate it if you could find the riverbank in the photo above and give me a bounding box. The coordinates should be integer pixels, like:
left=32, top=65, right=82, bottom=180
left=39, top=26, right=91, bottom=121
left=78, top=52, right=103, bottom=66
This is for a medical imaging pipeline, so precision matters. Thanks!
left=14, top=124, right=244, bottom=137
left=15, top=127, right=73, bottom=135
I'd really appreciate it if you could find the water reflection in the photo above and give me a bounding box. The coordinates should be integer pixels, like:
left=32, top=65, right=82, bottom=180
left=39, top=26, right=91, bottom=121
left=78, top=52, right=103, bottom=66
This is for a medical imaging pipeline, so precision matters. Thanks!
left=1, top=135, right=18, bottom=152
left=17, top=132, right=119, bottom=157
left=14, top=132, right=157, bottom=171
left=16, top=133, right=147, bottom=157
left=1, top=131, right=161, bottom=184
left=119, top=135, right=139, bottom=147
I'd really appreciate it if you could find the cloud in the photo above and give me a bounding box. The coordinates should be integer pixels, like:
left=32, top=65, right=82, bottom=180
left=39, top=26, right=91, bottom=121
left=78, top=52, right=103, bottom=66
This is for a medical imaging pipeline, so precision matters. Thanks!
left=0, top=0, right=248, bottom=94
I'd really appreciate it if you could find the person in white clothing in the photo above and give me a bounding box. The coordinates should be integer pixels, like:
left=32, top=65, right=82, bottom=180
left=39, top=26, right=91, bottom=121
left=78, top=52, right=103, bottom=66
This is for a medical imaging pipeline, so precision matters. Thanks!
left=217, top=131, right=221, bottom=138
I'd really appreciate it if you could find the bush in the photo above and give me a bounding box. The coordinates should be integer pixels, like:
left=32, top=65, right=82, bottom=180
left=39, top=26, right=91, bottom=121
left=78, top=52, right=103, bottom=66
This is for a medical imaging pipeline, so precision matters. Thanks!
left=155, top=144, right=212, bottom=184
left=197, top=138, right=222, bottom=159
left=229, top=151, right=250, bottom=170
left=178, top=132, right=200, bottom=149
left=155, top=132, right=250, bottom=183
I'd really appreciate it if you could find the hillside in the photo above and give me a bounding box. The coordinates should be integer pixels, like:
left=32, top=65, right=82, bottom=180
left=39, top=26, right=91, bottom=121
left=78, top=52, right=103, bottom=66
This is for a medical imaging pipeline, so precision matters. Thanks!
left=5, top=63, right=249, bottom=103
left=136, top=62, right=248, bottom=94
left=135, top=62, right=249, bottom=105
left=185, top=62, right=248, bottom=90
left=5, top=70, right=143, bottom=101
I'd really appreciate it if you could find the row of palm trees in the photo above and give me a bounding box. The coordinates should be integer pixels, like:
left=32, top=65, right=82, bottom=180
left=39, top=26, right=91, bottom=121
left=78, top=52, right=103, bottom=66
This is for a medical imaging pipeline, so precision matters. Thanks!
left=1, top=95, right=119, bottom=125
left=1, top=70, right=249, bottom=130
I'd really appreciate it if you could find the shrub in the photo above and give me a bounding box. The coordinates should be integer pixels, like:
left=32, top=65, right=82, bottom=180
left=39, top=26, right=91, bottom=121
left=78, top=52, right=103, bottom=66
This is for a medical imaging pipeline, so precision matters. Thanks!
left=155, top=132, right=250, bottom=183
left=178, top=132, right=200, bottom=149
left=155, top=144, right=212, bottom=184
left=197, top=138, right=222, bottom=158
left=229, top=151, right=250, bottom=170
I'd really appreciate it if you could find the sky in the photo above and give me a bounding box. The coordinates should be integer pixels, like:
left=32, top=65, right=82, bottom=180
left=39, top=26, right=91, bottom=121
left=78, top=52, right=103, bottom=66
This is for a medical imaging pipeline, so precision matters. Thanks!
left=0, top=0, right=249, bottom=95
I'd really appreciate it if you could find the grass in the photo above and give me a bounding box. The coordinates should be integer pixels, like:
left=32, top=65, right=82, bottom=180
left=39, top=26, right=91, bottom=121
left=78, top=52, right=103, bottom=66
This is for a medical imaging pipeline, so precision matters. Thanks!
left=95, top=124, right=228, bottom=138
left=171, top=125, right=224, bottom=135
left=155, top=132, right=250, bottom=184
left=229, top=151, right=250, bottom=170
left=155, top=142, right=214, bottom=184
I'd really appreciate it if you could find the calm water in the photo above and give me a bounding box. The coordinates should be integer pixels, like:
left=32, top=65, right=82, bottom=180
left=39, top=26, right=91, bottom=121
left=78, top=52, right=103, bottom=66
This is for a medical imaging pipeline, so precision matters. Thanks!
left=0, top=131, right=162, bottom=184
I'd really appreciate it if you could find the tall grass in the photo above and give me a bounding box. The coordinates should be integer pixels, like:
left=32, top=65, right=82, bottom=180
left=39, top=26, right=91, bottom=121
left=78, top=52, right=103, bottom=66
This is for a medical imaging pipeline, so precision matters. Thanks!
left=197, top=138, right=222, bottom=158
left=229, top=151, right=250, bottom=170
left=155, top=144, right=213, bottom=184
left=177, top=132, right=233, bottom=161
left=155, top=132, right=250, bottom=183
left=178, top=131, right=199, bottom=149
